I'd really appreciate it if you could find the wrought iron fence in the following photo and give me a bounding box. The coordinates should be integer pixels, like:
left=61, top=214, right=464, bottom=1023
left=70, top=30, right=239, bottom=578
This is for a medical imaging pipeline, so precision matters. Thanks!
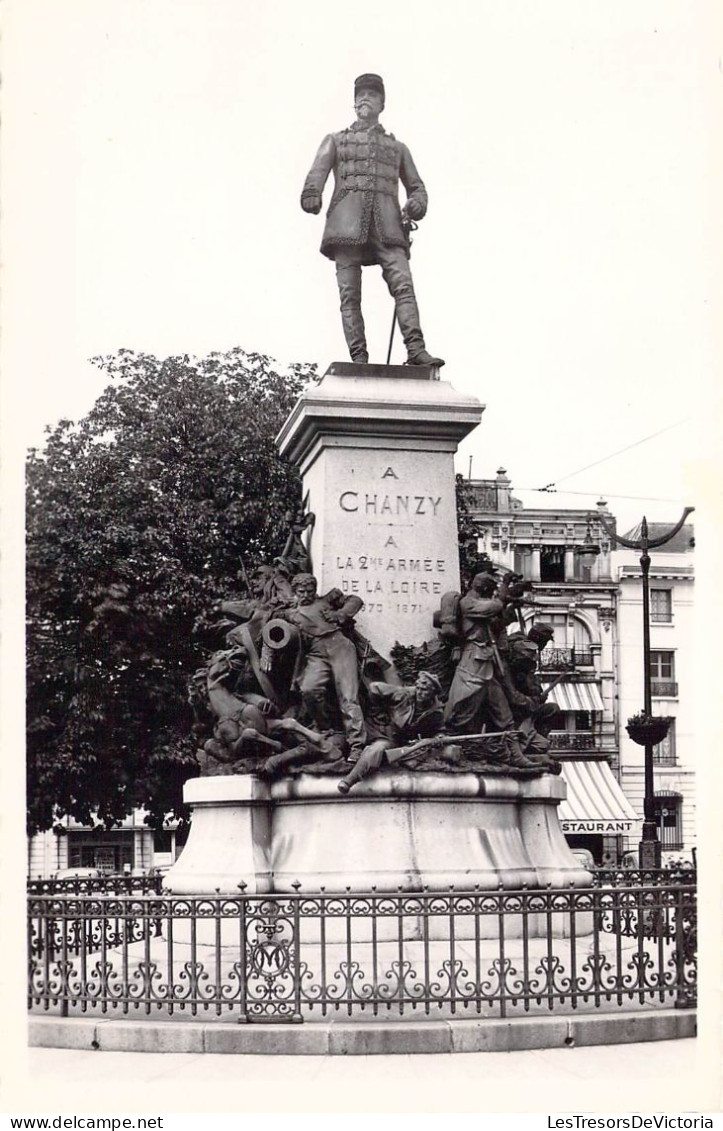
left=28, top=876, right=696, bottom=1023
left=591, top=867, right=695, bottom=887
left=27, top=875, right=165, bottom=897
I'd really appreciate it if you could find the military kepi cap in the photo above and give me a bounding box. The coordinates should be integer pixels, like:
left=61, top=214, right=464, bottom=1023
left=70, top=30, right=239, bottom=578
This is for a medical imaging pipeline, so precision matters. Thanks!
left=354, top=73, right=385, bottom=101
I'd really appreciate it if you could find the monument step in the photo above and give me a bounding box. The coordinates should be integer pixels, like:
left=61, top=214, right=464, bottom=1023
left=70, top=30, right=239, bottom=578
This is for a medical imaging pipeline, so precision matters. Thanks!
left=325, top=361, right=440, bottom=380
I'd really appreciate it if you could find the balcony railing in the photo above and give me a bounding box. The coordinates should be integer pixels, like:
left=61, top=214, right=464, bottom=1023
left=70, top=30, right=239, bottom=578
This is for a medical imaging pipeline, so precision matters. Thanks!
left=651, top=681, right=678, bottom=698
left=652, top=750, right=677, bottom=767
left=549, top=732, right=596, bottom=751
left=27, top=874, right=696, bottom=1021
left=539, top=647, right=594, bottom=671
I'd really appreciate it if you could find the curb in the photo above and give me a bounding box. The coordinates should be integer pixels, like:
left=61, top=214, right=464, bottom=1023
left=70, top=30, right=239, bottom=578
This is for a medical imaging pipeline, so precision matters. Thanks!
left=29, top=1009, right=696, bottom=1056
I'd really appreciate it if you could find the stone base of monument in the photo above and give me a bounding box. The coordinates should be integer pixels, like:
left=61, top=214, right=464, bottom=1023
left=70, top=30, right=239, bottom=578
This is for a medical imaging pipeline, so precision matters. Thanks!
left=164, top=772, right=592, bottom=942
left=164, top=775, right=273, bottom=895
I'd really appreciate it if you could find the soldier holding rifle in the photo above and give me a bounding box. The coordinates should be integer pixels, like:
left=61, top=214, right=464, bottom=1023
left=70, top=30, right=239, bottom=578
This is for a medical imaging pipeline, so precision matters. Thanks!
left=442, top=571, right=539, bottom=769
left=337, top=670, right=445, bottom=793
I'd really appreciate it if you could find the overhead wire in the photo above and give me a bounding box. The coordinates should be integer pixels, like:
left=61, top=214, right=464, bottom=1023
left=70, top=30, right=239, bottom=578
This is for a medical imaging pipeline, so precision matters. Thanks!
left=537, top=418, right=690, bottom=492
left=513, top=487, right=686, bottom=503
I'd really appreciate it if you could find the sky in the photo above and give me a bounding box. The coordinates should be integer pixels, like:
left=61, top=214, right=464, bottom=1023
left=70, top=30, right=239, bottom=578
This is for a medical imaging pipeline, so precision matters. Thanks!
left=2, top=0, right=720, bottom=537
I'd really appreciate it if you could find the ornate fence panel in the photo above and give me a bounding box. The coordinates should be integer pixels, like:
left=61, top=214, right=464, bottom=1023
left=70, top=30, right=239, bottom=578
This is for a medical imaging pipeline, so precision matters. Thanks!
left=27, top=878, right=696, bottom=1023
left=28, top=875, right=165, bottom=897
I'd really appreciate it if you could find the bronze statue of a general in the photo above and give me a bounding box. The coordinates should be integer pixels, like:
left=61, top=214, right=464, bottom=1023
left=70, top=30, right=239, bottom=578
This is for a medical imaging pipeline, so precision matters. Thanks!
left=301, top=73, right=444, bottom=368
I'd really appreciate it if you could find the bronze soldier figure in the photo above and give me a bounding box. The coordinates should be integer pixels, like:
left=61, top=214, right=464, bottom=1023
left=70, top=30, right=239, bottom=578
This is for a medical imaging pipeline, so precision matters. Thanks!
left=442, top=572, right=539, bottom=769
left=301, top=73, right=444, bottom=368
left=282, top=573, right=367, bottom=759
left=338, top=670, right=445, bottom=793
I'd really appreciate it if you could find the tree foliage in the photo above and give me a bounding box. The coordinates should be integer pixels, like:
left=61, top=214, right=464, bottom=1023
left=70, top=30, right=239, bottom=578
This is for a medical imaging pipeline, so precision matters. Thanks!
left=455, top=473, right=487, bottom=587
left=26, top=349, right=316, bottom=835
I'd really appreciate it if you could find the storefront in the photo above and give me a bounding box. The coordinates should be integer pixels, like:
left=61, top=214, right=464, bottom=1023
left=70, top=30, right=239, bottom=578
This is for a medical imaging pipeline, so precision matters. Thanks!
left=558, top=756, right=639, bottom=866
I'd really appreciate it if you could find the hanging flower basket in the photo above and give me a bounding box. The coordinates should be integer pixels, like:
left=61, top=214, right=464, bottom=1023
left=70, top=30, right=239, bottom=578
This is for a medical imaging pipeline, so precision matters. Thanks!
left=626, top=713, right=672, bottom=747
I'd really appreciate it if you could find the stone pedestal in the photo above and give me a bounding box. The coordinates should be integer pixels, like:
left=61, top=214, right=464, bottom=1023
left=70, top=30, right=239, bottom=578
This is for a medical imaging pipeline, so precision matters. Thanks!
left=276, top=364, right=483, bottom=658
left=165, top=772, right=590, bottom=896
left=270, top=772, right=588, bottom=893
left=164, top=776, right=272, bottom=895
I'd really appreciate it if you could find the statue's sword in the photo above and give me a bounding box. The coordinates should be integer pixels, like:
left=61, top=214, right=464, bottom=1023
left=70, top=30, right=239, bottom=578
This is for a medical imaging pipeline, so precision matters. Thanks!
left=385, top=215, right=418, bottom=364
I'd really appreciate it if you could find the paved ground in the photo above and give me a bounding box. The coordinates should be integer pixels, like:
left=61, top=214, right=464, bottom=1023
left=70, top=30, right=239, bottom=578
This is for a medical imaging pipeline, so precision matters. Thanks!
left=2, top=1037, right=719, bottom=1114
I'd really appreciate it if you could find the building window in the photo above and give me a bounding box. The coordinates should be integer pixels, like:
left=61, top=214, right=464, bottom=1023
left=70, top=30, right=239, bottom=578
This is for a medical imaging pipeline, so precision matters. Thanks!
left=649, top=650, right=677, bottom=697
left=513, top=548, right=530, bottom=577
left=153, top=829, right=174, bottom=853
left=573, top=711, right=591, bottom=731
left=650, top=589, right=672, bottom=622
left=535, top=613, right=571, bottom=670
left=534, top=612, right=566, bottom=645
left=653, top=720, right=676, bottom=766
left=540, top=545, right=566, bottom=583
left=653, top=793, right=683, bottom=850
left=571, top=555, right=594, bottom=583
left=572, top=620, right=593, bottom=667
left=68, top=832, right=134, bottom=873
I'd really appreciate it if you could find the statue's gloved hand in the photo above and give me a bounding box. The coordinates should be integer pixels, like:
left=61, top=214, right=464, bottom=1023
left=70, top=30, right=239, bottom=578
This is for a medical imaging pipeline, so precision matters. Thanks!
left=320, top=608, right=345, bottom=625
left=511, top=693, right=536, bottom=712
left=403, top=198, right=425, bottom=221
left=301, top=191, right=322, bottom=214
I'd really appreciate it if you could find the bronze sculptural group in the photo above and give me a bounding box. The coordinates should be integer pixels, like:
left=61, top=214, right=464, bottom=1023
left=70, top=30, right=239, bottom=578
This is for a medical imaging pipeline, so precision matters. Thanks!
left=188, top=74, right=560, bottom=791
left=190, top=515, right=562, bottom=790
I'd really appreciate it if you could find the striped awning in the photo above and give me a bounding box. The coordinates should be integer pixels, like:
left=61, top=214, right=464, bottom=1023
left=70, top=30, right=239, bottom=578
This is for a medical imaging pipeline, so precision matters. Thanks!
left=545, top=680, right=604, bottom=713
left=559, top=759, right=639, bottom=834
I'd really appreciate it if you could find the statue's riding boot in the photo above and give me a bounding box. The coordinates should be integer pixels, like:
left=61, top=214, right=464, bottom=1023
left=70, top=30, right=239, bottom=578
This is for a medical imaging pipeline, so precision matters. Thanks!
left=337, top=759, right=366, bottom=794
left=336, top=263, right=369, bottom=363
left=506, top=737, right=542, bottom=770
left=394, top=297, right=445, bottom=368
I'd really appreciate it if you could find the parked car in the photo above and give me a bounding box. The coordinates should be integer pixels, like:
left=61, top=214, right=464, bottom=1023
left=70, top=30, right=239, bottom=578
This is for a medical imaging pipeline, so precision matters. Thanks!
left=570, top=848, right=595, bottom=870
left=622, top=850, right=695, bottom=871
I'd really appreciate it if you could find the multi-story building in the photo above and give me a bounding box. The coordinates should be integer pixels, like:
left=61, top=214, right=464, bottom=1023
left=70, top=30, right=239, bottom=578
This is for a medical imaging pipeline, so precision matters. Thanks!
left=465, top=468, right=638, bottom=865
left=27, top=811, right=186, bottom=878
left=615, top=522, right=696, bottom=861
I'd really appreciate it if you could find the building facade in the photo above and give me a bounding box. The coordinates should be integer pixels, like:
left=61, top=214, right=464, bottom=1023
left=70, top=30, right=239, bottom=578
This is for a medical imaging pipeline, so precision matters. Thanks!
left=615, top=523, right=696, bottom=861
left=27, top=811, right=186, bottom=879
left=465, top=469, right=638, bottom=865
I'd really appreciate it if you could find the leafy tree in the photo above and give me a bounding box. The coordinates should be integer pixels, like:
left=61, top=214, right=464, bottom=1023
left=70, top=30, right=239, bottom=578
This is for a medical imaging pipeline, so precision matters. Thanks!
left=455, top=473, right=494, bottom=587
left=26, top=348, right=316, bottom=835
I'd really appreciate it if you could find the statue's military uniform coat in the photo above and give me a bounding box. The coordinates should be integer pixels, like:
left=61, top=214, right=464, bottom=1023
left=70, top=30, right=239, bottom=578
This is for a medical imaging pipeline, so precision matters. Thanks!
left=366, top=681, right=443, bottom=745
left=302, top=122, right=428, bottom=265
left=443, top=594, right=519, bottom=734
left=284, top=596, right=366, bottom=754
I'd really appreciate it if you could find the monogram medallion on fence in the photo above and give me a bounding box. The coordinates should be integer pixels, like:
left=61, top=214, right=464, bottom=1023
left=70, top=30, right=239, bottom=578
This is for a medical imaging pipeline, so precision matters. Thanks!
left=243, top=897, right=303, bottom=1023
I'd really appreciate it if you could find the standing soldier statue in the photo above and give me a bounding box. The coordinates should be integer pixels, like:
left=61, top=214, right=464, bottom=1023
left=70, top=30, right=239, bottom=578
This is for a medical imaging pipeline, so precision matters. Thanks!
left=301, top=73, right=444, bottom=368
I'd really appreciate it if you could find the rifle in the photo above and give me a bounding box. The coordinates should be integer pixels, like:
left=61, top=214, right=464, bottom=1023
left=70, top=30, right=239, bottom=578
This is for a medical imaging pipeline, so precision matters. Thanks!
left=480, top=616, right=508, bottom=685
left=237, top=555, right=251, bottom=594
left=385, top=730, right=515, bottom=765
left=538, top=668, right=569, bottom=703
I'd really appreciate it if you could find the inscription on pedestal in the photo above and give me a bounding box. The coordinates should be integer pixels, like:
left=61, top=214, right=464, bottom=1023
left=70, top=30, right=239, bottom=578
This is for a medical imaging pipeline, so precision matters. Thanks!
left=315, top=455, right=459, bottom=655
left=277, top=369, right=484, bottom=662
left=335, top=549, right=446, bottom=616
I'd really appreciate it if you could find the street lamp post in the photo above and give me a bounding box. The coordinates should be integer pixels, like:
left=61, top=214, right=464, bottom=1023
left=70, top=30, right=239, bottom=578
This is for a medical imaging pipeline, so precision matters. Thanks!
left=596, top=507, right=694, bottom=869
